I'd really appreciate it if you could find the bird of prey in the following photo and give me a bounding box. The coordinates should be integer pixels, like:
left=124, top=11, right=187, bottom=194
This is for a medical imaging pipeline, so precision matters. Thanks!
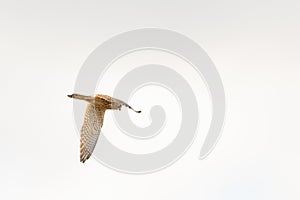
left=68, top=93, right=141, bottom=163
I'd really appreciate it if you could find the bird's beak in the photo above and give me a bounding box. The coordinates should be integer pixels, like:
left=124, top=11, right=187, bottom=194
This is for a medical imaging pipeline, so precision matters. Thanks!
left=67, top=94, right=73, bottom=98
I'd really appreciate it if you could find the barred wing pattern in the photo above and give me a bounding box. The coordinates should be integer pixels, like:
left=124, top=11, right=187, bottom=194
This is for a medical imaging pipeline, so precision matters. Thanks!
left=80, top=103, right=105, bottom=163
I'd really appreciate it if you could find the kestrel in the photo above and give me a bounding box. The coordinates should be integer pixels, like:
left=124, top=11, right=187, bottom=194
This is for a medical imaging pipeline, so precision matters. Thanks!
left=68, top=93, right=141, bottom=163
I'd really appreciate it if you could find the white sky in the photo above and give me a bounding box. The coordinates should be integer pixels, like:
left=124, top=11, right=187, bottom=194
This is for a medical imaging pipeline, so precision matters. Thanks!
left=0, top=1, right=299, bottom=200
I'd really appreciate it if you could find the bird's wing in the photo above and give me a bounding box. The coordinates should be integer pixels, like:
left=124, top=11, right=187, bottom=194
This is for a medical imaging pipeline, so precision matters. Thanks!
left=80, top=103, right=105, bottom=163
left=111, top=97, right=141, bottom=113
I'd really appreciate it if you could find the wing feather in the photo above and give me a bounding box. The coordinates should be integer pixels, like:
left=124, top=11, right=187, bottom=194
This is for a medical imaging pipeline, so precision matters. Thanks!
left=111, top=97, right=141, bottom=113
left=80, top=103, right=105, bottom=163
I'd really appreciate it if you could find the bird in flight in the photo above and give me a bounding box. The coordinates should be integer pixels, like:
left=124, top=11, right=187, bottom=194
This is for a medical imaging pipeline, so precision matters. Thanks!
left=68, top=93, right=141, bottom=163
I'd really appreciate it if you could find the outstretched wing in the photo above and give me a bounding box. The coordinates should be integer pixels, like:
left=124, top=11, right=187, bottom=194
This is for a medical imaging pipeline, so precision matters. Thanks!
left=111, top=97, right=141, bottom=113
left=80, top=103, right=105, bottom=163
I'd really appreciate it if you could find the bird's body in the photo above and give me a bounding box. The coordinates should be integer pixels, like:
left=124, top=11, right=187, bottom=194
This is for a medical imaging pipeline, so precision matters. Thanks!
left=68, top=94, right=141, bottom=163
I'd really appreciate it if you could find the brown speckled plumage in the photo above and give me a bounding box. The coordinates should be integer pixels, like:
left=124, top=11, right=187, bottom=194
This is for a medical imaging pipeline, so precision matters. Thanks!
left=68, top=94, right=141, bottom=163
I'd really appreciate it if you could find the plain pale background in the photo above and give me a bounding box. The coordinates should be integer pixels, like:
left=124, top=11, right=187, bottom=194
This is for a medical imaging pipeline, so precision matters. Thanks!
left=0, top=1, right=299, bottom=199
